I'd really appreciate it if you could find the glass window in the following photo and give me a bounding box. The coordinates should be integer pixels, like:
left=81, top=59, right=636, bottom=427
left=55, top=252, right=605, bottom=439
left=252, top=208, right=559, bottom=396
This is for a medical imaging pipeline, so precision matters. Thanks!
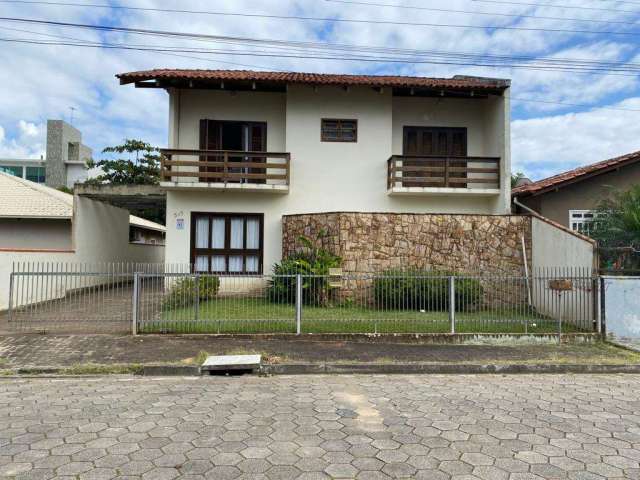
left=0, top=165, right=24, bottom=177
left=25, top=166, right=46, bottom=183
left=569, top=210, right=597, bottom=235
left=321, top=119, right=357, bottom=142
left=191, top=213, right=263, bottom=274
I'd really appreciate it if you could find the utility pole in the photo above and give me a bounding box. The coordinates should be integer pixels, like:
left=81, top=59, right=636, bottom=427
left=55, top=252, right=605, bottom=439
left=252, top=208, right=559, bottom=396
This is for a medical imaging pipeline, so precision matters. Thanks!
left=69, top=106, right=76, bottom=125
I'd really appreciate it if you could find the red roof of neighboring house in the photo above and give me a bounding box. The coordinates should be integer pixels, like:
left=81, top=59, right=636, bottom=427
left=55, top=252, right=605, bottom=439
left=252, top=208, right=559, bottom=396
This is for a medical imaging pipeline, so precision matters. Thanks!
left=512, top=150, right=640, bottom=197
left=117, top=69, right=510, bottom=91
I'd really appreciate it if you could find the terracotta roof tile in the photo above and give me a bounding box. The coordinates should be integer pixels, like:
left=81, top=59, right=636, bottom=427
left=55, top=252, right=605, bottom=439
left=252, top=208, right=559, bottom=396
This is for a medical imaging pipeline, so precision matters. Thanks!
left=512, top=150, right=640, bottom=196
left=117, top=69, right=509, bottom=90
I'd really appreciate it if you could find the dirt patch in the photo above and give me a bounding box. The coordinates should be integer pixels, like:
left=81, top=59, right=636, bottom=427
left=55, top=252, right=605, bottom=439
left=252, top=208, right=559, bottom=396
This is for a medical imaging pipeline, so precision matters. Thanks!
left=0, top=334, right=637, bottom=368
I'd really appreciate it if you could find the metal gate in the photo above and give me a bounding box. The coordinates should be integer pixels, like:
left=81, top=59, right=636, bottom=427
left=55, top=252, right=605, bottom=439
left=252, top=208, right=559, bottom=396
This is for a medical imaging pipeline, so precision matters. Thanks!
left=5, top=263, right=164, bottom=334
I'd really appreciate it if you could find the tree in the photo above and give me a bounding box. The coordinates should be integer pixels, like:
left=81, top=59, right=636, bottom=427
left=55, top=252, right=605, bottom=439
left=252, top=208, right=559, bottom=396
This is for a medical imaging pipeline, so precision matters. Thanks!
left=85, top=139, right=160, bottom=185
left=591, top=185, right=640, bottom=270
left=511, top=171, right=526, bottom=188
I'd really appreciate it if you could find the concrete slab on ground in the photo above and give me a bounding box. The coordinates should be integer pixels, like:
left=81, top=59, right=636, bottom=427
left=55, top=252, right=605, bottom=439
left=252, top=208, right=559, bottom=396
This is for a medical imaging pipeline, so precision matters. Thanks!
left=201, top=354, right=262, bottom=371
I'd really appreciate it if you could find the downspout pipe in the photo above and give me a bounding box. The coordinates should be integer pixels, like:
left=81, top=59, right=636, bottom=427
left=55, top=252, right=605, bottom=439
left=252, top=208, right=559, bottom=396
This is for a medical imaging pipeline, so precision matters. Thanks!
left=513, top=195, right=535, bottom=305
left=513, top=195, right=538, bottom=216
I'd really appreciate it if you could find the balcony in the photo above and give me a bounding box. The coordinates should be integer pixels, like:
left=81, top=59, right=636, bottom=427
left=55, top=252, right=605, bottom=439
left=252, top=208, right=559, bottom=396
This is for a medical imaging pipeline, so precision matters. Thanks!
left=387, top=155, right=501, bottom=196
left=159, top=149, right=290, bottom=193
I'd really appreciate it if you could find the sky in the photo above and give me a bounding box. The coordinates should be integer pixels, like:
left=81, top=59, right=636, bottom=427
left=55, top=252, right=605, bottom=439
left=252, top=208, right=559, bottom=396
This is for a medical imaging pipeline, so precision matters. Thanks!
left=0, top=0, right=639, bottom=181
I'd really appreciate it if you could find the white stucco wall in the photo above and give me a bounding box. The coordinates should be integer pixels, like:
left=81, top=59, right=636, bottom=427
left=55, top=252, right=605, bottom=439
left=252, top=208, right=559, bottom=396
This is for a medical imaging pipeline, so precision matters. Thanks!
left=0, top=197, right=165, bottom=310
left=164, top=85, right=511, bottom=271
left=530, top=216, right=596, bottom=327
left=531, top=217, right=595, bottom=271
left=0, top=218, right=72, bottom=249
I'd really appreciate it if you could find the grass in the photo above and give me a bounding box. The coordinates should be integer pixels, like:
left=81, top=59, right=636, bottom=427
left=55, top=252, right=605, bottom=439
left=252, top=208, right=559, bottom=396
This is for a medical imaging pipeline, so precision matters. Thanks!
left=140, top=297, right=585, bottom=334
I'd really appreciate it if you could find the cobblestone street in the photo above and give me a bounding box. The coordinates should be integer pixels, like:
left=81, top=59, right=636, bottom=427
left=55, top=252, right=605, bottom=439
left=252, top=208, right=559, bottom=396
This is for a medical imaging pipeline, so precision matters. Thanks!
left=2, top=374, right=640, bottom=479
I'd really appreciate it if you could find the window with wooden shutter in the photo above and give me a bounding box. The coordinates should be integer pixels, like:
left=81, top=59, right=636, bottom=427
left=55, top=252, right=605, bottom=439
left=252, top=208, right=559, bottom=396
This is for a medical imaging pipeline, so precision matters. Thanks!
left=321, top=119, right=357, bottom=142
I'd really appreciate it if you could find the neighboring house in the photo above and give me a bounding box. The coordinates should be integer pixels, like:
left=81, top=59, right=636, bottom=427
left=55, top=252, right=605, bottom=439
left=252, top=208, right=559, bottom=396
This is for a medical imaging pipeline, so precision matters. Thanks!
left=512, top=150, right=640, bottom=234
left=0, top=172, right=165, bottom=310
left=0, top=119, right=92, bottom=189
left=118, top=69, right=595, bottom=277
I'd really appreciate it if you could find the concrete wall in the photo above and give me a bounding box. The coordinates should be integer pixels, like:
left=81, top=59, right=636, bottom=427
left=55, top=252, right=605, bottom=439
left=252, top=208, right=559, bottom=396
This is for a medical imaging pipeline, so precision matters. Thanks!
left=0, top=218, right=72, bottom=250
left=518, top=162, right=640, bottom=228
left=530, top=216, right=597, bottom=327
left=165, top=86, right=511, bottom=268
left=45, top=120, right=91, bottom=188
left=0, top=196, right=165, bottom=310
left=530, top=217, right=596, bottom=271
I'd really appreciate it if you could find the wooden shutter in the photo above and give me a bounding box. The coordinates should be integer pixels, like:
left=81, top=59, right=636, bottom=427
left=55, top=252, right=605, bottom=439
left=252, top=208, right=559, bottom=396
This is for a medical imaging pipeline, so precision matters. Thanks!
left=199, top=120, right=223, bottom=183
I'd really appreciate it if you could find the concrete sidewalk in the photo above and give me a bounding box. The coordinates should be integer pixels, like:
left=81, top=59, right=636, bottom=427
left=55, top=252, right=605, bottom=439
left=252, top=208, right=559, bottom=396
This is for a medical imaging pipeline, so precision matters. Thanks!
left=0, top=334, right=637, bottom=369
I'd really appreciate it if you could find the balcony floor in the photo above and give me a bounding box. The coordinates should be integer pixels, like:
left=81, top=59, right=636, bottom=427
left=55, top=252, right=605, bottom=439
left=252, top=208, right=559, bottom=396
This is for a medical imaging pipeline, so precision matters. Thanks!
left=160, top=181, right=289, bottom=193
left=387, top=186, right=501, bottom=196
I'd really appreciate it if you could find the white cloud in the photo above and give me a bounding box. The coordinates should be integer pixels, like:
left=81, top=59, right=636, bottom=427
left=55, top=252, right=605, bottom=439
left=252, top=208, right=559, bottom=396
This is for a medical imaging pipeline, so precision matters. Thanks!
left=512, top=98, right=640, bottom=179
left=0, top=0, right=638, bottom=177
left=0, top=120, right=45, bottom=158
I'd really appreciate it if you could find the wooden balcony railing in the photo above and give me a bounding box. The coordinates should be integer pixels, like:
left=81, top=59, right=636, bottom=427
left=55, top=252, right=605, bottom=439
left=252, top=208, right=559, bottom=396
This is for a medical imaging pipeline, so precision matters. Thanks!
left=387, top=155, right=500, bottom=190
left=160, top=149, right=290, bottom=187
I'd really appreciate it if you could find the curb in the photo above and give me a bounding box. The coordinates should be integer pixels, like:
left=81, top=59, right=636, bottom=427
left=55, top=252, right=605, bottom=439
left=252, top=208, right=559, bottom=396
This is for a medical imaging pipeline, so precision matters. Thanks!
left=141, top=365, right=201, bottom=376
left=261, top=363, right=640, bottom=375
left=4, top=363, right=640, bottom=377
left=138, top=332, right=601, bottom=344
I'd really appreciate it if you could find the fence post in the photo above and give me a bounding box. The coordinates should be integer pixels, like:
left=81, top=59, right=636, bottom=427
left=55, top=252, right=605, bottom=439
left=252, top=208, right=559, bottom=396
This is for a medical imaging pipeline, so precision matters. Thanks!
left=295, top=274, right=302, bottom=335
left=599, top=276, right=606, bottom=337
left=132, top=272, right=140, bottom=336
left=449, top=276, right=455, bottom=334
left=7, top=272, right=14, bottom=326
left=194, top=273, right=200, bottom=322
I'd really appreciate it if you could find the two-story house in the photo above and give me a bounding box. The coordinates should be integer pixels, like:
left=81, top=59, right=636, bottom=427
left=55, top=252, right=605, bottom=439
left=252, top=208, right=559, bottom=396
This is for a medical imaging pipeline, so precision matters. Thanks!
left=117, top=69, right=543, bottom=276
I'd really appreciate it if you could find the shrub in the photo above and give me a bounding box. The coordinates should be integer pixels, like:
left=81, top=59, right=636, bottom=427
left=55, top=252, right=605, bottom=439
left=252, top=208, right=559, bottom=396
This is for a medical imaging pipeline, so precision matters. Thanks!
left=162, top=275, right=220, bottom=309
left=267, top=234, right=341, bottom=305
left=373, top=269, right=483, bottom=311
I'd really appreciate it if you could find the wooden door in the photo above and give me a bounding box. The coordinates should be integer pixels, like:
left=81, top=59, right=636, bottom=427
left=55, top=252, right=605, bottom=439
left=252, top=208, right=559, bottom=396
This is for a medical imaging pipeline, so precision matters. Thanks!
left=199, top=120, right=267, bottom=184
left=199, top=119, right=223, bottom=183
left=247, top=123, right=266, bottom=184
left=402, top=127, right=467, bottom=187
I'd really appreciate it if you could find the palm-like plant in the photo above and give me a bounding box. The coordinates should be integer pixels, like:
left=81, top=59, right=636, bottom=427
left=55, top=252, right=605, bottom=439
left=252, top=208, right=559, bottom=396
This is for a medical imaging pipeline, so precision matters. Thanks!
left=591, top=185, right=640, bottom=270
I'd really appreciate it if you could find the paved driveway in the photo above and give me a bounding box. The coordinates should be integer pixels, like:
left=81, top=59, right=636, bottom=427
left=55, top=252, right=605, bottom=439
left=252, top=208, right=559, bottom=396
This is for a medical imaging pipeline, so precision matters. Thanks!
left=1, top=374, right=640, bottom=479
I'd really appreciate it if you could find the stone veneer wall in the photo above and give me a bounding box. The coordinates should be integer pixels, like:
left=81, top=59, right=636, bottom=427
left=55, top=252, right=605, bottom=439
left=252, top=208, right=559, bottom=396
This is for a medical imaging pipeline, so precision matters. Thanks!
left=282, top=212, right=532, bottom=276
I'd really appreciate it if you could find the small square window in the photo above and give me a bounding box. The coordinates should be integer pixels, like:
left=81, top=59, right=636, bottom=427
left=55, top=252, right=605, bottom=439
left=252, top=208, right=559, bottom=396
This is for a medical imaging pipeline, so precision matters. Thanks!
left=321, top=119, right=357, bottom=142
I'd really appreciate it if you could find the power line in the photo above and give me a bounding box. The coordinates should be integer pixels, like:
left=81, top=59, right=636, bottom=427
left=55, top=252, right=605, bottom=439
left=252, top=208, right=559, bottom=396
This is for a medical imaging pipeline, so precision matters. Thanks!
left=324, top=0, right=640, bottom=26
left=2, top=0, right=639, bottom=28
left=1, top=17, right=639, bottom=75
left=507, top=96, right=640, bottom=112
left=0, top=6, right=639, bottom=37
left=3, top=35, right=640, bottom=76
left=0, top=25, right=284, bottom=70
left=2, top=30, right=639, bottom=113
left=470, top=0, right=640, bottom=14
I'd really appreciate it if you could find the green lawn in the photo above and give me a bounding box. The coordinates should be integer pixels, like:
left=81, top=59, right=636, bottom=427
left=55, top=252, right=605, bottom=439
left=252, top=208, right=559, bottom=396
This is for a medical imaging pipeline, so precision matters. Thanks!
left=139, top=297, right=583, bottom=334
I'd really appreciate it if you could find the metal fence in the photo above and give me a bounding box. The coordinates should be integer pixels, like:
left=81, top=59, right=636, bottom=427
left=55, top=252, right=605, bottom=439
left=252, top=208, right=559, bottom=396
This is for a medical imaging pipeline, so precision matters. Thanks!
left=5, top=262, right=174, bottom=333
left=5, top=262, right=599, bottom=335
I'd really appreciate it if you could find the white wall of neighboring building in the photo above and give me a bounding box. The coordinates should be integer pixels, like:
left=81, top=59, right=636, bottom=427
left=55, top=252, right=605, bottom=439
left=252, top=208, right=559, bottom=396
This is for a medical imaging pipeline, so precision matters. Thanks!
left=65, top=163, right=89, bottom=188
left=164, top=85, right=511, bottom=269
left=0, top=218, right=73, bottom=250
left=529, top=216, right=596, bottom=326
left=0, top=196, right=165, bottom=310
